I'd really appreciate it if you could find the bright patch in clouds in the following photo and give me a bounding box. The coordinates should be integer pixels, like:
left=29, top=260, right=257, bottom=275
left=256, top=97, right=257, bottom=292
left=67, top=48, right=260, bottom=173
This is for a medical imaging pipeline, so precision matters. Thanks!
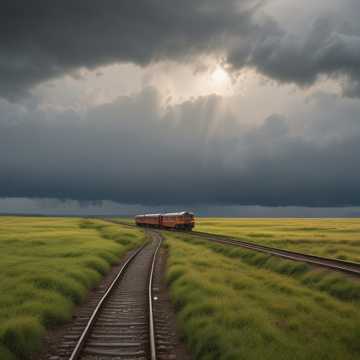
left=211, top=66, right=229, bottom=84
left=207, top=65, right=233, bottom=95
left=33, top=60, right=237, bottom=110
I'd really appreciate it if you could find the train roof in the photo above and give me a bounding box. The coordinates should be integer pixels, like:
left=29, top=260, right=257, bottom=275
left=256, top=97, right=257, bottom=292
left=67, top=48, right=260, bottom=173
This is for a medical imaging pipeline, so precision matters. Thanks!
left=135, top=214, right=158, bottom=218
left=135, top=211, right=194, bottom=217
left=163, top=211, right=194, bottom=216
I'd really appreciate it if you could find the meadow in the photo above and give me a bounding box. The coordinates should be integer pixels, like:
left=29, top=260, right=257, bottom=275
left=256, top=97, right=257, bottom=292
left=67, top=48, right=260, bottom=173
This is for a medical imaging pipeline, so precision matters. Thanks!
left=0, top=217, right=145, bottom=360
left=165, top=232, right=360, bottom=360
left=195, top=218, right=360, bottom=263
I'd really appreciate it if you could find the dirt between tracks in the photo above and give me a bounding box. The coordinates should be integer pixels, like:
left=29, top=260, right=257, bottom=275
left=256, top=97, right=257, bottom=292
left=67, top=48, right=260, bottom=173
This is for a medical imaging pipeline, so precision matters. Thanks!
left=36, top=239, right=191, bottom=360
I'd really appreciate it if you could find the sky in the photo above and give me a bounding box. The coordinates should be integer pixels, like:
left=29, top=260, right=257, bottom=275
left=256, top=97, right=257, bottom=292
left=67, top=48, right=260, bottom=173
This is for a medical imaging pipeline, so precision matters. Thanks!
left=1, top=0, right=360, bottom=216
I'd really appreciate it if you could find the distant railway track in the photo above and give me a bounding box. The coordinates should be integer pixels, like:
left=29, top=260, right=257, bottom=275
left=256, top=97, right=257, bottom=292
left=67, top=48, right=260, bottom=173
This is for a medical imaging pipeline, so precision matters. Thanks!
left=65, top=230, right=164, bottom=360
left=189, top=230, right=360, bottom=276
left=101, top=219, right=360, bottom=276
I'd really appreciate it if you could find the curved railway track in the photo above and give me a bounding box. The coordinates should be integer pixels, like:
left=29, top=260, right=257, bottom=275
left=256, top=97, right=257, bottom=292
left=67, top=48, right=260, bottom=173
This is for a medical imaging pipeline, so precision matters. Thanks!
left=63, top=230, right=162, bottom=360
left=101, top=219, right=360, bottom=276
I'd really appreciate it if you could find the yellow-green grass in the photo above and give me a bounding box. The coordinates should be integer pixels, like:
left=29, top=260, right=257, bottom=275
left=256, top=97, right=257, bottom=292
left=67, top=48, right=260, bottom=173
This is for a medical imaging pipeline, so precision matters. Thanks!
left=195, top=218, right=360, bottom=263
left=0, top=216, right=145, bottom=360
left=165, top=232, right=360, bottom=360
left=110, top=217, right=134, bottom=226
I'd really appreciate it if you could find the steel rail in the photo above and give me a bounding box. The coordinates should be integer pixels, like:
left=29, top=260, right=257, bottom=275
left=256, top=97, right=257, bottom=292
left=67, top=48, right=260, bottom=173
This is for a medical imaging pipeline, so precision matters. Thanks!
left=68, top=239, right=153, bottom=360
left=148, top=231, right=162, bottom=360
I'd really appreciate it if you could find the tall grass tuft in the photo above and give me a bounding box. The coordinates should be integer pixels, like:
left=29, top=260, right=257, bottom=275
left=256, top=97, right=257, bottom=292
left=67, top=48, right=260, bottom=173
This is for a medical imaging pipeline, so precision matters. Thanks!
left=1, top=317, right=45, bottom=358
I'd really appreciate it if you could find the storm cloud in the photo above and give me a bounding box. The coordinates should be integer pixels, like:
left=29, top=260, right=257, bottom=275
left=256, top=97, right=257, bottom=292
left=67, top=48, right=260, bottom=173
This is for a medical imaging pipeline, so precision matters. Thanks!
left=1, top=1, right=360, bottom=210
left=1, top=0, right=360, bottom=99
left=228, top=15, right=360, bottom=97
left=0, top=0, right=256, bottom=99
left=1, top=88, right=359, bottom=206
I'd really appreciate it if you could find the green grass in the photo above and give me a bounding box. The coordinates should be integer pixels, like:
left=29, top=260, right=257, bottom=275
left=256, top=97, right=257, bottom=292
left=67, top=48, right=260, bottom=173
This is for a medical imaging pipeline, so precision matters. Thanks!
left=165, top=232, right=360, bottom=360
left=0, top=216, right=145, bottom=360
left=110, top=217, right=134, bottom=226
left=195, top=218, right=360, bottom=263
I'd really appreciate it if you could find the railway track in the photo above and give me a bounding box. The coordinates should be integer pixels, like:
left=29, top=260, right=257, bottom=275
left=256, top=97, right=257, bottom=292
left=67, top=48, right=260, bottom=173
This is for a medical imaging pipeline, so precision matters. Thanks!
left=100, top=219, right=360, bottom=276
left=189, top=231, right=360, bottom=276
left=46, top=230, right=179, bottom=360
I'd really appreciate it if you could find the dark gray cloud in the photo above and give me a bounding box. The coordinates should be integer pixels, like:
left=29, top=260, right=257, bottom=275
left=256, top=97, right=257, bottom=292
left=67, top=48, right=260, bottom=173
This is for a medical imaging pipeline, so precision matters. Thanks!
left=1, top=0, right=360, bottom=99
left=228, top=14, right=360, bottom=95
left=0, top=0, right=256, bottom=99
left=0, top=88, right=359, bottom=206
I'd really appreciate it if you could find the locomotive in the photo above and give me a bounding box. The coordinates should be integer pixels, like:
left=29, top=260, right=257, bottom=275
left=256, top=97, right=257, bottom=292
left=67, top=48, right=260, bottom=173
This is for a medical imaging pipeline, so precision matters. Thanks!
left=135, top=211, right=195, bottom=231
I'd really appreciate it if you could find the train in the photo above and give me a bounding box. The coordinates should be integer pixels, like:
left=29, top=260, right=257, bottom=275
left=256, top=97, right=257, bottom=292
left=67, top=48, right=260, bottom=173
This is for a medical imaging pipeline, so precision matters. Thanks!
left=135, top=211, right=195, bottom=231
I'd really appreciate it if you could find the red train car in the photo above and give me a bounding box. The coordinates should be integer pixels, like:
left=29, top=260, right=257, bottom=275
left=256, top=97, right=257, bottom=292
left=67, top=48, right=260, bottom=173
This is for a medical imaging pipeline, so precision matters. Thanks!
left=135, top=214, right=160, bottom=227
left=135, top=211, right=195, bottom=230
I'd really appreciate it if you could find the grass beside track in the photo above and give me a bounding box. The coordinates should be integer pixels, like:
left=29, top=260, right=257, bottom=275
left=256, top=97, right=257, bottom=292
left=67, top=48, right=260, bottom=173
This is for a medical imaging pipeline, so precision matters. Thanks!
left=110, top=217, right=134, bottom=226
left=196, top=218, right=360, bottom=263
left=165, top=232, right=360, bottom=360
left=0, top=216, right=145, bottom=360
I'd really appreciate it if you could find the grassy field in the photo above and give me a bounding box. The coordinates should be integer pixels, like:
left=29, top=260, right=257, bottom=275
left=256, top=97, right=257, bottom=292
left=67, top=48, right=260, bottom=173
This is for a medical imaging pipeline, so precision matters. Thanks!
left=195, top=218, right=360, bottom=263
left=165, top=232, right=360, bottom=360
left=0, top=216, right=145, bottom=360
